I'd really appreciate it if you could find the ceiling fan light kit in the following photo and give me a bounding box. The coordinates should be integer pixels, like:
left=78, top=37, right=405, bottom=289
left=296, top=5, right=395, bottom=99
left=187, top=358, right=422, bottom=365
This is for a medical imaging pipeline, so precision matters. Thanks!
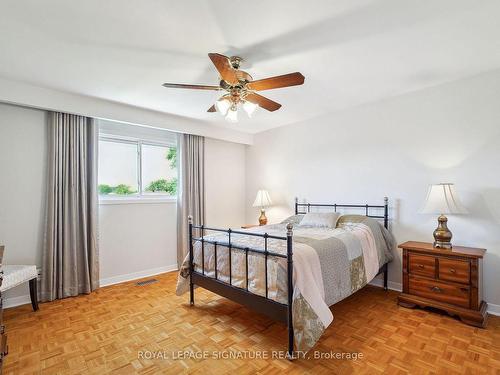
left=162, top=53, right=305, bottom=123
left=216, top=96, right=259, bottom=121
left=215, top=97, right=231, bottom=116
left=243, top=100, right=258, bottom=118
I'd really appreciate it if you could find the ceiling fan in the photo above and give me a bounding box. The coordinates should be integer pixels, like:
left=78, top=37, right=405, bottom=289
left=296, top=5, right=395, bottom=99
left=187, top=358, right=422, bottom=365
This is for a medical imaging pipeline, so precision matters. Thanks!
left=162, top=53, right=305, bottom=122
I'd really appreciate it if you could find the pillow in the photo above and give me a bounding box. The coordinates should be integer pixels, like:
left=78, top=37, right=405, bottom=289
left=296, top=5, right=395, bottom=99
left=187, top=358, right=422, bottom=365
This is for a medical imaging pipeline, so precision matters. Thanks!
left=280, top=214, right=304, bottom=225
left=297, top=212, right=340, bottom=228
left=336, top=214, right=368, bottom=227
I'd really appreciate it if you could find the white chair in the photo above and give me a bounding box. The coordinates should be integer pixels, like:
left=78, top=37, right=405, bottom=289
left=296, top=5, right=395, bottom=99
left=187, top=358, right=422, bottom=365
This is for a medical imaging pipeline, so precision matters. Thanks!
left=0, top=265, right=39, bottom=311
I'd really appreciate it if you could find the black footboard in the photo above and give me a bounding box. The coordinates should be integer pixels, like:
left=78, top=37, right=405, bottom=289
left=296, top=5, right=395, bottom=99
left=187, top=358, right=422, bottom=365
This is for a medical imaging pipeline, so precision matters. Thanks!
left=188, top=217, right=295, bottom=357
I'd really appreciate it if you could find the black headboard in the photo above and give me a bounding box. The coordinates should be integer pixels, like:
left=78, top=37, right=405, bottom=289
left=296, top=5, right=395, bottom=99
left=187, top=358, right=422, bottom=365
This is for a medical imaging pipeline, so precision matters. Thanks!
left=294, top=197, right=389, bottom=229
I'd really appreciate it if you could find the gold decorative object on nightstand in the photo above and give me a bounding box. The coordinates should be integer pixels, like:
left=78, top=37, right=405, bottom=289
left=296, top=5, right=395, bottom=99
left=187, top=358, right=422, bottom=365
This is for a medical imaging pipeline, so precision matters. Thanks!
left=420, top=183, right=467, bottom=249
left=252, top=190, right=272, bottom=226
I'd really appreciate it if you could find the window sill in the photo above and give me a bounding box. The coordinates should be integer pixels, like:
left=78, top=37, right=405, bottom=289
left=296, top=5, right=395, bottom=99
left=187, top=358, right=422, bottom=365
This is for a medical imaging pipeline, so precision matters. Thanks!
left=99, top=196, right=177, bottom=205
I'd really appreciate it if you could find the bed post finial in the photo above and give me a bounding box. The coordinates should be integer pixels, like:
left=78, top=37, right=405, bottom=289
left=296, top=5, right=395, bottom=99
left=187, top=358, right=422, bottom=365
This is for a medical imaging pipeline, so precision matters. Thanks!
left=294, top=197, right=298, bottom=215
left=286, top=222, right=293, bottom=236
left=188, top=215, right=193, bottom=224
left=295, top=197, right=298, bottom=204
left=384, top=196, right=388, bottom=204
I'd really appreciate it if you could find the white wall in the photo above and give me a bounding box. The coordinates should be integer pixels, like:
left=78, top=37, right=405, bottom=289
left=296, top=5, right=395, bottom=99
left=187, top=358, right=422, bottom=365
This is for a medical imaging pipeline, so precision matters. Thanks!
left=205, top=137, right=246, bottom=228
left=245, top=70, right=500, bottom=306
left=98, top=201, right=178, bottom=285
left=0, top=103, right=47, bottom=301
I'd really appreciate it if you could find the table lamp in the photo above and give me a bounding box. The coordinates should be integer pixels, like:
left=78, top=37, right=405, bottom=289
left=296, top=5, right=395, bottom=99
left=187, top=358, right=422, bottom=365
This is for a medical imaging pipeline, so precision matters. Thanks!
left=253, top=190, right=272, bottom=225
left=420, top=183, right=468, bottom=249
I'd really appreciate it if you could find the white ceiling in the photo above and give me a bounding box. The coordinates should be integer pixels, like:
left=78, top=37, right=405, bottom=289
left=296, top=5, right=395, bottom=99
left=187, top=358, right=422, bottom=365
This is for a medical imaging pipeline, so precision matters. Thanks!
left=1, top=0, right=499, bottom=134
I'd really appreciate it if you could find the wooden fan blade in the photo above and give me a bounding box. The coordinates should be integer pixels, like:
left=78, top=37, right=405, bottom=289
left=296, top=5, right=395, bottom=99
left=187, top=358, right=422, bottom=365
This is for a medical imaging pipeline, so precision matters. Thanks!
left=246, top=72, right=304, bottom=91
left=207, top=104, right=216, bottom=112
left=162, top=83, right=220, bottom=90
left=208, top=53, right=238, bottom=85
left=245, top=93, right=282, bottom=112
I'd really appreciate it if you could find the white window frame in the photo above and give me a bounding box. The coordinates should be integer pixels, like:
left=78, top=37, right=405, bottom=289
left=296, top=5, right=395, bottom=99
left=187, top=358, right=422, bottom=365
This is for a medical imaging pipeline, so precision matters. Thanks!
left=98, top=134, right=177, bottom=204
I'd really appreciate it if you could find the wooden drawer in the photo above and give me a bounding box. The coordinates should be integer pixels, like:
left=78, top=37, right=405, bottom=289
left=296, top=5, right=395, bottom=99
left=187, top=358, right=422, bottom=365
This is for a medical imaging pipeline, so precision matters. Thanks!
left=439, top=258, right=469, bottom=284
left=409, top=276, right=470, bottom=308
left=409, top=253, right=436, bottom=278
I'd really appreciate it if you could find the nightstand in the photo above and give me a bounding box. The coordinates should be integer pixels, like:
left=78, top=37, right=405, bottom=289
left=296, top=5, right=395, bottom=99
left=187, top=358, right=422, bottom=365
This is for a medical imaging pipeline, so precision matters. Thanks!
left=241, top=224, right=260, bottom=229
left=398, top=241, right=487, bottom=327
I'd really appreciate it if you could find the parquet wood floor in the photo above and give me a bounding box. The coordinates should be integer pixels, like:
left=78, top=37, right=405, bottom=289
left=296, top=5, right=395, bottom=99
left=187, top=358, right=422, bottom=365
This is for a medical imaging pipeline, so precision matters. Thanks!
left=3, top=271, right=500, bottom=374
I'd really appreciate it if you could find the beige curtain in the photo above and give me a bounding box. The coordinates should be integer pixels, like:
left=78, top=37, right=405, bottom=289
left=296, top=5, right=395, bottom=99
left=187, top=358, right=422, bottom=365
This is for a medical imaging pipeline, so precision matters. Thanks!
left=177, top=134, right=205, bottom=267
left=41, top=112, right=99, bottom=302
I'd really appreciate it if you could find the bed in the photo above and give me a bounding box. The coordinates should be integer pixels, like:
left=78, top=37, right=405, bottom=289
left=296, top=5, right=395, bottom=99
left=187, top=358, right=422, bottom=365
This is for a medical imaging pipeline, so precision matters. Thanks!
left=176, top=198, right=394, bottom=357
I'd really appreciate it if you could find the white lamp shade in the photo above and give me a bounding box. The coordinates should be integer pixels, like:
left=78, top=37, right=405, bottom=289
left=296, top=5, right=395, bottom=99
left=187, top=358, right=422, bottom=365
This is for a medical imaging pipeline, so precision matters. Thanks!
left=215, top=97, right=231, bottom=116
left=420, top=183, right=468, bottom=214
left=253, top=190, right=272, bottom=208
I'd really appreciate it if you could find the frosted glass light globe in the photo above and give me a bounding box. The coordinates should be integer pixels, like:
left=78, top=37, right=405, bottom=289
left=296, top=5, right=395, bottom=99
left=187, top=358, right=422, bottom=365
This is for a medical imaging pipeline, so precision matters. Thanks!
left=225, top=107, right=238, bottom=122
left=215, top=98, right=231, bottom=116
left=243, top=101, right=258, bottom=117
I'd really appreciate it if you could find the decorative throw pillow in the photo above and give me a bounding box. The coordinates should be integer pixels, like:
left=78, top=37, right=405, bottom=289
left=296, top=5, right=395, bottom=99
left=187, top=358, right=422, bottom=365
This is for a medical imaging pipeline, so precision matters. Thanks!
left=297, top=212, right=341, bottom=228
left=336, top=214, right=367, bottom=227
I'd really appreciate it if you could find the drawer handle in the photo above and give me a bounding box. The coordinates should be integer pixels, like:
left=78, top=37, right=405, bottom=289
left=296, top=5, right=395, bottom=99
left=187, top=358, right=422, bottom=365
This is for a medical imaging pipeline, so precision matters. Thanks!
left=449, top=268, right=456, bottom=273
left=418, top=264, right=425, bottom=269
left=430, top=286, right=442, bottom=293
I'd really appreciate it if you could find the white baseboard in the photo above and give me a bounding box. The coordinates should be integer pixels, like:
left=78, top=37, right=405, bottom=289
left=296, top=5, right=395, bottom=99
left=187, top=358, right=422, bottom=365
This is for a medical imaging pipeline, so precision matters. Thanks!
left=369, top=277, right=403, bottom=292
left=5, top=268, right=499, bottom=318
left=369, top=278, right=500, bottom=316
left=2, top=264, right=178, bottom=309
left=99, top=264, right=178, bottom=287
left=487, top=302, right=500, bottom=316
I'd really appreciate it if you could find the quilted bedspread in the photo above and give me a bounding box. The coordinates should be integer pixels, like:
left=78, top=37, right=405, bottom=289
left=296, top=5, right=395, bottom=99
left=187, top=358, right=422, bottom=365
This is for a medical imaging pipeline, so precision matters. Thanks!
left=177, top=215, right=394, bottom=352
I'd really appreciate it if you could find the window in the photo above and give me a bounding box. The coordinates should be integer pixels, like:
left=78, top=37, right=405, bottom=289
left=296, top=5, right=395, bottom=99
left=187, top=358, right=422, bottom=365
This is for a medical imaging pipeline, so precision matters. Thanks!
left=142, top=143, right=177, bottom=196
left=98, top=136, right=177, bottom=200
left=99, top=138, right=139, bottom=195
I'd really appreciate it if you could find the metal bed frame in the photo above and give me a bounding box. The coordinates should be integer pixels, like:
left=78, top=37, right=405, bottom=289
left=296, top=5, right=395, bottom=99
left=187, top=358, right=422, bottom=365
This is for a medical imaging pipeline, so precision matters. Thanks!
left=187, top=197, right=389, bottom=358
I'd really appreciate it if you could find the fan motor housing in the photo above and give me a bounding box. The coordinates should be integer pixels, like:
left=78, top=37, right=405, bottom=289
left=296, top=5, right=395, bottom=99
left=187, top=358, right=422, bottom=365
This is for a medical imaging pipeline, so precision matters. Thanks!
left=229, top=56, right=242, bottom=69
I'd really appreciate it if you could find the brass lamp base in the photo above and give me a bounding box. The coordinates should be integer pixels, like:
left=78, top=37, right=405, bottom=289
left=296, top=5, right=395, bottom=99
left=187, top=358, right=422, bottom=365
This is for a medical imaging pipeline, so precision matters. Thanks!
left=258, top=209, right=268, bottom=226
left=433, top=214, right=452, bottom=249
